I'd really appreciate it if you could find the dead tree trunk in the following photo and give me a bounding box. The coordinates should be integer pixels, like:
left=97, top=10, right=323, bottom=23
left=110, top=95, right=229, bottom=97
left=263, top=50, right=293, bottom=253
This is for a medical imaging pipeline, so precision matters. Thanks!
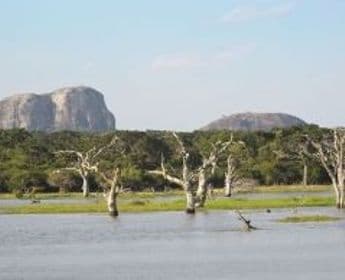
left=81, top=172, right=89, bottom=198
left=224, top=154, right=237, bottom=197
left=54, top=136, right=119, bottom=198
left=107, top=190, right=118, bottom=216
left=207, top=162, right=216, bottom=199
left=149, top=133, right=197, bottom=214
left=195, top=142, right=230, bottom=208
left=180, top=140, right=196, bottom=214
left=195, top=166, right=207, bottom=208
left=224, top=175, right=232, bottom=197
left=309, top=129, right=345, bottom=209
left=100, top=168, right=121, bottom=217
left=149, top=163, right=195, bottom=214
left=195, top=162, right=217, bottom=207
left=185, top=187, right=196, bottom=214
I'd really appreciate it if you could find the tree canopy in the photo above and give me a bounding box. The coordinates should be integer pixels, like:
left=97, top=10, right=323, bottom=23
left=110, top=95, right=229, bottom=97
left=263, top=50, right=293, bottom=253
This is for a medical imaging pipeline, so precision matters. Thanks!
left=0, top=126, right=331, bottom=193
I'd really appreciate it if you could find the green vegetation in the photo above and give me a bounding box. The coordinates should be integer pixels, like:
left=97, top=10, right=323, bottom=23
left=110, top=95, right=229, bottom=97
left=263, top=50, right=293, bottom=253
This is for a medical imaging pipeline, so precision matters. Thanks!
left=277, top=215, right=341, bottom=223
left=0, top=196, right=334, bottom=214
left=207, top=196, right=334, bottom=210
left=0, top=126, right=332, bottom=195
left=0, top=191, right=184, bottom=200
left=226, top=185, right=330, bottom=194
left=0, top=184, right=330, bottom=200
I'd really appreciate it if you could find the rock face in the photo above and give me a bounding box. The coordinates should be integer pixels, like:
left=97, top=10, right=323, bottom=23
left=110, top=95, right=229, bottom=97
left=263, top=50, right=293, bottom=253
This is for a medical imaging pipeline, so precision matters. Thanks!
left=201, top=112, right=306, bottom=132
left=0, top=87, right=115, bottom=132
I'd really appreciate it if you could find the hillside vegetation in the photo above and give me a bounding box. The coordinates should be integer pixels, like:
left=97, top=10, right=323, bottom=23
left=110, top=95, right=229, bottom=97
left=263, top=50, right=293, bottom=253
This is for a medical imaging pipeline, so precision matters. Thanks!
left=0, top=125, right=329, bottom=193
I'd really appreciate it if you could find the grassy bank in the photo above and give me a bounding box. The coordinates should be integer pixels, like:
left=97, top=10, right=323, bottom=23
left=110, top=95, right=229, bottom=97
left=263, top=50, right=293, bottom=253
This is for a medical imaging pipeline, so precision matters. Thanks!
left=0, top=185, right=331, bottom=200
left=235, top=185, right=330, bottom=194
left=0, top=196, right=335, bottom=215
left=0, top=191, right=184, bottom=200
left=277, top=215, right=341, bottom=223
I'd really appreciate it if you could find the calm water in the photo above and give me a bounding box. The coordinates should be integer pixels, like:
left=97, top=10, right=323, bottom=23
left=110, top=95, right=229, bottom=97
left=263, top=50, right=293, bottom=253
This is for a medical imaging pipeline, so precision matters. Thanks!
left=1, top=208, right=345, bottom=280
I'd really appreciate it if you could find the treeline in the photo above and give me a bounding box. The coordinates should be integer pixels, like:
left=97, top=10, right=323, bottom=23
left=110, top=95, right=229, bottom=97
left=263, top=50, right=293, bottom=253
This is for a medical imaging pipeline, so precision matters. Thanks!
left=0, top=125, right=330, bottom=193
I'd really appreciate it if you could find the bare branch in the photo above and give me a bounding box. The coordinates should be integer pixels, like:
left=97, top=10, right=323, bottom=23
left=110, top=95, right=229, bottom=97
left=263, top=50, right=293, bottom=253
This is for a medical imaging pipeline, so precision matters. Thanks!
left=148, top=154, right=184, bottom=187
left=235, top=210, right=257, bottom=231
left=172, top=132, right=187, bottom=156
left=91, top=136, right=120, bottom=160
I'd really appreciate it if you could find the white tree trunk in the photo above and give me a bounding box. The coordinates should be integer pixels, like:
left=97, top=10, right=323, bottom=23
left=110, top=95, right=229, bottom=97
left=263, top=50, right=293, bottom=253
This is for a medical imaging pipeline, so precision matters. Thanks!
left=225, top=154, right=236, bottom=197
left=107, top=186, right=119, bottom=217
left=224, top=174, right=232, bottom=197
left=99, top=168, right=121, bottom=216
left=337, top=180, right=344, bottom=209
left=81, top=174, right=89, bottom=198
left=195, top=169, right=207, bottom=208
left=309, top=129, right=345, bottom=209
left=331, top=180, right=341, bottom=209
left=185, top=187, right=195, bottom=214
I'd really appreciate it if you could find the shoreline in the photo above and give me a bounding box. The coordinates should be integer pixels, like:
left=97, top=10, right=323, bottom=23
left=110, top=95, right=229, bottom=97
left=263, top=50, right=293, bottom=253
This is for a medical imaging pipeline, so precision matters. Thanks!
left=0, top=196, right=335, bottom=215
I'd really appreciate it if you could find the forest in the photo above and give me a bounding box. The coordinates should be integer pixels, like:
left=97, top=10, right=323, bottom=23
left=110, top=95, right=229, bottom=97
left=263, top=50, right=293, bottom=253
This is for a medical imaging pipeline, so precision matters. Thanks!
left=0, top=125, right=330, bottom=195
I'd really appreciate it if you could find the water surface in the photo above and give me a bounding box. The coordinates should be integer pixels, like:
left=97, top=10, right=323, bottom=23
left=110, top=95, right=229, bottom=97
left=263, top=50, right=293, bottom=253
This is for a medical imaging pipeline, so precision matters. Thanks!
left=0, top=208, right=344, bottom=280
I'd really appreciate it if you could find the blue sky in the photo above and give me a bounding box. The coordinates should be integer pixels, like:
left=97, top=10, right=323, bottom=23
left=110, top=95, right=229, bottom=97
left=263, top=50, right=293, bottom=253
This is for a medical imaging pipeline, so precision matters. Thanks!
left=0, top=0, right=344, bottom=130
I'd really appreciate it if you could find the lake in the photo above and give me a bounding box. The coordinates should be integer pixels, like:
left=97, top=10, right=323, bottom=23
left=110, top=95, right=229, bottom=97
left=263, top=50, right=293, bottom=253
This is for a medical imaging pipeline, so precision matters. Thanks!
left=0, top=208, right=344, bottom=280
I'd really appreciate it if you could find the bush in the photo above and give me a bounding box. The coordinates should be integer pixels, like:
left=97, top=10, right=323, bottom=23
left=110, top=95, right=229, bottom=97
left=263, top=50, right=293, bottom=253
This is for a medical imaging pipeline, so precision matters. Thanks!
left=13, top=189, right=24, bottom=199
left=6, top=169, right=48, bottom=192
left=48, top=171, right=81, bottom=193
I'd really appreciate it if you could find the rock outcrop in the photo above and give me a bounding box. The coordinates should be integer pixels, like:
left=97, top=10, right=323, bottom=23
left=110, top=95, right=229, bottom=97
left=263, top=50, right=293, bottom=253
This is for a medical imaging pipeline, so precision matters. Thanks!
left=201, top=112, right=306, bottom=132
left=0, top=86, right=115, bottom=132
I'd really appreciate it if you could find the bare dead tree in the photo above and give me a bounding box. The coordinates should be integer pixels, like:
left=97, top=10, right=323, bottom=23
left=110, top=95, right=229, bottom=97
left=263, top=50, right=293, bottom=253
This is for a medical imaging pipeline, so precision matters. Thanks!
left=307, top=129, right=345, bottom=208
left=99, top=168, right=122, bottom=217
left=195, top=141, right=230, bottom=207
left=148, top=132, right=196, bottom=214
left=54, top=136, right=119, bottom=197
left=207, top=162, right=217, bottom=199
left=235, top=210, right=257, bottom=231
left=224, top=136, right=246, bottom=197
left=225, top=154, right=239, bottom=197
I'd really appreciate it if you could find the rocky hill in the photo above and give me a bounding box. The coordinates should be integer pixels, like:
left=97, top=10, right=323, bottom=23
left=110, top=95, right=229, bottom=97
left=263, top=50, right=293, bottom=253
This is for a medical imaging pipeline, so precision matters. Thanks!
left=0, top=86, right=115, bottom=132
left=201, top=112, right=306, bottom=131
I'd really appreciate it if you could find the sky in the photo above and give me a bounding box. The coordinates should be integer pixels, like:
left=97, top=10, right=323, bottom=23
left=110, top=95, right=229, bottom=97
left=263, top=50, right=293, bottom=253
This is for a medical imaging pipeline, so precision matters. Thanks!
left=0, top=0, right=344, bottom=131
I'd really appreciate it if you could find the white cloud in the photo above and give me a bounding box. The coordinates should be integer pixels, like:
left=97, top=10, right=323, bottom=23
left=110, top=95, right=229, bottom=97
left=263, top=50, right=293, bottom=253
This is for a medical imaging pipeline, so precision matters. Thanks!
left=152, top=44, right=257, bottom=71
left=221, top=2, right=296, bottom=23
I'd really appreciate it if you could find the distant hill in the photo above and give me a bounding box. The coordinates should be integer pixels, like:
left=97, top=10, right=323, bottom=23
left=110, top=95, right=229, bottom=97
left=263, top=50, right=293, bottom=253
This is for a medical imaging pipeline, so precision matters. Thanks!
left=200, top=112, right=307, bottom=131
left=0, top=86, right=115, bottom=133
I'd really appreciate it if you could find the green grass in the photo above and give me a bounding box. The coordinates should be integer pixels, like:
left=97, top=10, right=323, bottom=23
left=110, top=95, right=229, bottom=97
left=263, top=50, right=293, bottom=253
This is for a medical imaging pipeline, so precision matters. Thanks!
left=235, top=185, right=330, bottom=194
left=207, top=196, right=334, bottom=210
left=0, top=196, right=335, bottom=215
left=0, top=185, right=331, bottom=200
left=0, top=191, right=184, bottom=200
left=0, top=184, right=330, bottom=201
left=0, top=199, right=186, bottom=214
left=0, top=192, right=88, bottom=200
left=277, top=215, right=341, bottom=223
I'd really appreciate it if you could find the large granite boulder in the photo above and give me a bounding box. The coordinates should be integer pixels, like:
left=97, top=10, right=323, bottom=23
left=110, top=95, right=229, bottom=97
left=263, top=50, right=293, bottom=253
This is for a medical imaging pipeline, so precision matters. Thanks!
left=0, top=86, right=115, bottom=132
left=201, top=112, right=306, bottom=132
